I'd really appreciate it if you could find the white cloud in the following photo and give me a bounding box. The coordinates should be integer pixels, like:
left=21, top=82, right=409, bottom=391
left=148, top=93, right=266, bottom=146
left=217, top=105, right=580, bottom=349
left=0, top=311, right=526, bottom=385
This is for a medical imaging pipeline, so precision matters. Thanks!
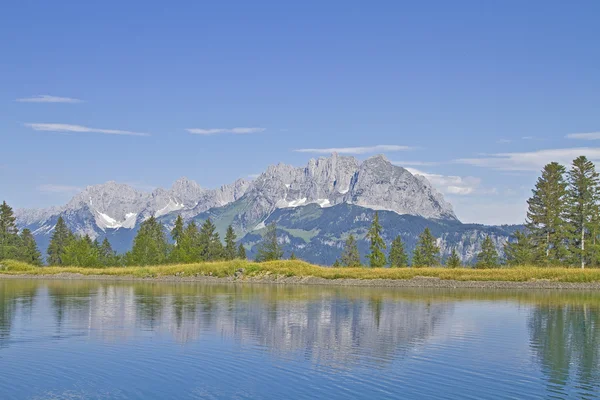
left=392, top=160, right=440, bottom=167
left=247, top=173, right=261, bottom=179
left=295, top=145, right=412, bottom=154
left=16, top=95, right=83, bottom=103
left=25, top=123, right=150, bottom=137
left=406, top=168, right=484, bottom=196
left=455, top=147, right=600, bottom=171
left=187, top=127, right=265, bottom=135
left=38, top=184, right=82, bottom=194
left=566, top=132, right=600, bottom=140
left=496, top=139, right=512, bottom=144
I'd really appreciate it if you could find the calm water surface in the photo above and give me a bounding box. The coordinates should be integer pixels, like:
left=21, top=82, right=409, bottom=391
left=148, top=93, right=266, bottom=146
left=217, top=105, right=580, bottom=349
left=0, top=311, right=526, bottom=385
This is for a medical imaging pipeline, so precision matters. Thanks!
left=0, top=279, right=598, bottom=399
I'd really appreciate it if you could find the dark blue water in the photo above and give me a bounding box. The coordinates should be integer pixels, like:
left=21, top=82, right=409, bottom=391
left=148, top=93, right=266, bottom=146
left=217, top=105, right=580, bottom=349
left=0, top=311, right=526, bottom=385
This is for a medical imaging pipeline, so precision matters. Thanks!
left=0, top=279, right=598, bottom=399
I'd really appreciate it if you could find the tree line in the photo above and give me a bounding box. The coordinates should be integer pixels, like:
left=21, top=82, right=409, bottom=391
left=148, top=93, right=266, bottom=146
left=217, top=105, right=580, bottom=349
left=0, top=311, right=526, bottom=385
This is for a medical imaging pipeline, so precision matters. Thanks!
left=1, top=154, right=598, bottom=268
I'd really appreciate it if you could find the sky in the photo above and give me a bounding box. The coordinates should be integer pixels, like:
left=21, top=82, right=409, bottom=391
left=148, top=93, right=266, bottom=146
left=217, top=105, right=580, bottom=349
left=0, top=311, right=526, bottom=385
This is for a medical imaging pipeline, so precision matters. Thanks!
left=1, top=0, right=600, bottom=225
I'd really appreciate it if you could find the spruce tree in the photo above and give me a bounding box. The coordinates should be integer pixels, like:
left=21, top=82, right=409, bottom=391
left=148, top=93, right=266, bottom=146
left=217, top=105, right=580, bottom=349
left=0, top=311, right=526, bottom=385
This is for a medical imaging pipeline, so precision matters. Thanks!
left=98, top=238, right=117, bottom=266
left=47, top=216, right=73, bottom=265
left=126, top=216, right=169, bottom=265
left=171, top=215, right=185, bottom=244
left=255, top=222, right=283, bottom=262
left=332, top=259, right=341, bottom=267
left=20, top=228, right=42, bottom=266
left=237, top=243, right=247, bottom=260
left=63, top=235, right=100, bottom=267
left=0, top=201, right=21, bottom=261
left=224, top=225, right=237, bottom=260
left=199, top=219, right=223, bottom=261
left=367, top=212, right=386, bottom=268
left=340, top=234, right=361, bottom=267
left=412, top=228, right=440, bottom=267
left=289, top=251, right=297, bottom=260
left=177, top=221, right=200, bottom=263
left=475, top=236, right=499, bottom=268
left=566, top=156, right=600, bottom=269
left=388, top=235, right=408, bottom=267
left=526, top=162, right=568, bottom=265
left=504, top=231, right=538, bottom=266
left=446, top=248, right=461, bottom=268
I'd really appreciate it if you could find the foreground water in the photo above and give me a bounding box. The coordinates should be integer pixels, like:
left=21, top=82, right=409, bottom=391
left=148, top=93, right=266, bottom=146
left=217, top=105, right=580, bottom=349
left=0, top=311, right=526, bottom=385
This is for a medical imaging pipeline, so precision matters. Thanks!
left=0, top=280, right=598, bottom=399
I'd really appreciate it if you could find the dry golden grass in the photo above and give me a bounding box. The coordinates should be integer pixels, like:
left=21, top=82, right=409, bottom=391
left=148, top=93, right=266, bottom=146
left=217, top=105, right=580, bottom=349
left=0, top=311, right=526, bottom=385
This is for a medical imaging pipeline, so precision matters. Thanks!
left=2, top=259, right=600, bottom=283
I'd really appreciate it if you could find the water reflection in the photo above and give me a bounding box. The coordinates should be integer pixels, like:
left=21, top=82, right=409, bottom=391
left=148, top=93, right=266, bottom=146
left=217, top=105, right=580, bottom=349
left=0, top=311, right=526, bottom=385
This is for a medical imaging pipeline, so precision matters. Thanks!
left=529, top=302, right=600, bottom=396
left=0, top=279, right=599, bottom=397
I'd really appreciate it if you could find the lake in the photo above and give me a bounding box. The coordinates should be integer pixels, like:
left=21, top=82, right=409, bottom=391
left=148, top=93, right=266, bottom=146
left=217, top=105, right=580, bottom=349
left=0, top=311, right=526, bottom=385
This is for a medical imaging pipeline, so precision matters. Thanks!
left=0, top=279, right=598, bottom=399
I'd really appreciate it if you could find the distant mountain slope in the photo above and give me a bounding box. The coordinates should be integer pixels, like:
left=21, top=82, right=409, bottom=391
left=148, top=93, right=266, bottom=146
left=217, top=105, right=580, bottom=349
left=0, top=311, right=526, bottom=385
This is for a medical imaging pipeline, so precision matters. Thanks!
left=15, top=154, right=519, bottom=264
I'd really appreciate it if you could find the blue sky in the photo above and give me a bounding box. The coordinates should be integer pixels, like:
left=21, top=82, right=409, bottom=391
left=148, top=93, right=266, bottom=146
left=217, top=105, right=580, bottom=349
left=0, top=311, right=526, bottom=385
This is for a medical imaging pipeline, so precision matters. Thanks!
left=1, top=0, right=599, bottom=224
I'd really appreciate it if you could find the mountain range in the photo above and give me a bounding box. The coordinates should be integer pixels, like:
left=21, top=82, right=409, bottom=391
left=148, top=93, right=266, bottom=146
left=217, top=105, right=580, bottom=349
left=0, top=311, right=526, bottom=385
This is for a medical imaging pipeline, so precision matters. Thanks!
left=15, top=153, right=520, bottom=265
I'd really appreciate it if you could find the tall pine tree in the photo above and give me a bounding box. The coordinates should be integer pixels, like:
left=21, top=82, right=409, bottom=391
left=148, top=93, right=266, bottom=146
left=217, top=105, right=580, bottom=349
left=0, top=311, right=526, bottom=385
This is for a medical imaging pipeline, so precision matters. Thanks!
left=367, top=212, right=386, bottom=268
left=504, top=231, right=537, bottom=266
left=475, top=236, right=499, bottom=268
left=47, top=216, right=74, bottom=265
left=0, top=201, right=21, bottom=261
left=98, top=238, right=117, bottom=266
left=412, top=228, right=440, bottom=267
left=340, top=234, right=361, bottom=267
left=255, top=222, right=283, bottom=262
left=237, top=243, right=247, bottom=260
left=20, top=228, right=42, bottom=265
left=526, top=162, right=568, bottom=265
left=199, top=219, right=223, bottom=261
left=388, top=235, right=408, bottom=267
left=566, top=156, right=600, bottom=269
left=126, top=216, right=170, bottom=265
left=224, top=225, right=237, bottom=260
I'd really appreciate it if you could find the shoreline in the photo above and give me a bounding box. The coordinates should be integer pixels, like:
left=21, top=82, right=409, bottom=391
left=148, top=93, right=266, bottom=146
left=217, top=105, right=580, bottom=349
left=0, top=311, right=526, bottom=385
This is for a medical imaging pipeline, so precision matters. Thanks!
left=2, top=273, right=600, bottom=290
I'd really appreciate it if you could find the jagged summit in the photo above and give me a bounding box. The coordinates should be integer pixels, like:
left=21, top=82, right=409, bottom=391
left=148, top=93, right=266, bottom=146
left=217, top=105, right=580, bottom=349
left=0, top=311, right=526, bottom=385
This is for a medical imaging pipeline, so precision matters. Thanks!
left=15, top=154, right=457, bottom=257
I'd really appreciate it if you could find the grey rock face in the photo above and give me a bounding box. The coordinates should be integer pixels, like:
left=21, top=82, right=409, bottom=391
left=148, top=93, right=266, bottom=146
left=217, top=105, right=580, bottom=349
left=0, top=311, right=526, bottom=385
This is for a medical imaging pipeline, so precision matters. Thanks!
left=15, top=154, right=457, bottom=251
left=238, top=153, right=456, bottom=229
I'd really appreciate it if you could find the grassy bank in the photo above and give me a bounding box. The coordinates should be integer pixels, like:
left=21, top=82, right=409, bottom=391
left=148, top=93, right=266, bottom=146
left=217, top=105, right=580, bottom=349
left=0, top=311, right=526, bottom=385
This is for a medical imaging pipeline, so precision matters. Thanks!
left=2, top=259, right=600, bottom=283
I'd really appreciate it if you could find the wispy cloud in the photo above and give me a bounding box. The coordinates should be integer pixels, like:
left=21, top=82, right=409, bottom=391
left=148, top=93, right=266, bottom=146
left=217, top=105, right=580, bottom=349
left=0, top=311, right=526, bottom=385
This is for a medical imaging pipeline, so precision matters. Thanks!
left=187, top=127, right=265, bottom=135
left=247, top=173, right=261, bottom=179
left=38, top=184, right=82, bottom=194
left=392, top=160, right=440, bottom=167
left=16, top=95, right=83, bottom=103
left=295, top=145, right=412, bottom=155
left=496, top=139, right=512, bottom=144
left=25, top=123, right=150, bottom=137
left=455, top=147, right=600, bottom=171
left=406, top=168, right=485, bottom=196
left=566, top=132, right=600, bottom=140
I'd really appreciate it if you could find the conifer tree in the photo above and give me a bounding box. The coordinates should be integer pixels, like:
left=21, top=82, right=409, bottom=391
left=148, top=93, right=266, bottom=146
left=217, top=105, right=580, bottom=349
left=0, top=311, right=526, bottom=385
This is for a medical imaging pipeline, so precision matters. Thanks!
left=171, top=215, right=185, bottom=245
left=566, top=156, right=600, bottom=269
left=224, top=225, right=237, bottom=260
left=0, top=200, right=21, bottom=261
left=126, top=216, right=169, bottom=265
left=176, top=221, right=200, bottom=263
left=526, top=162, right=568, bottom=265
left=47, top=216, right=74, bottom=265
left=19, top=228, right=42, bottom=265
left=237, top=243, right=247, bottom=260
left=388, top=235, right=408, bottom=267
left=367, top=212, right=386, bottom=268
left=446, top=248, right=461, bottom=268
left=332, top=259, right=341, bottom=267
left=98, top=238, right=117, bottom=266
left=199, top=219, right=223, bottom=261
left=475, top=236, right=499, bottom=268
left=63, top=235, right=100, bottom=267
left=504, top=231, right=537, bottom=266
left=255, top=222, right=283, bottom=262
left=412, top=228, right=440, bottom=267
left=289, top=251, right=297, bottom=260
left=340, top=234, right=361, bottom=267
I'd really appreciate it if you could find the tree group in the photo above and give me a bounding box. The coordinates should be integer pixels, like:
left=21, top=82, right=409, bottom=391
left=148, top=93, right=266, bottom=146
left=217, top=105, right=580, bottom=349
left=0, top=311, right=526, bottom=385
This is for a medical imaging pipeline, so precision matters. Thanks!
left=506, top=156, right=600, bottom=268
